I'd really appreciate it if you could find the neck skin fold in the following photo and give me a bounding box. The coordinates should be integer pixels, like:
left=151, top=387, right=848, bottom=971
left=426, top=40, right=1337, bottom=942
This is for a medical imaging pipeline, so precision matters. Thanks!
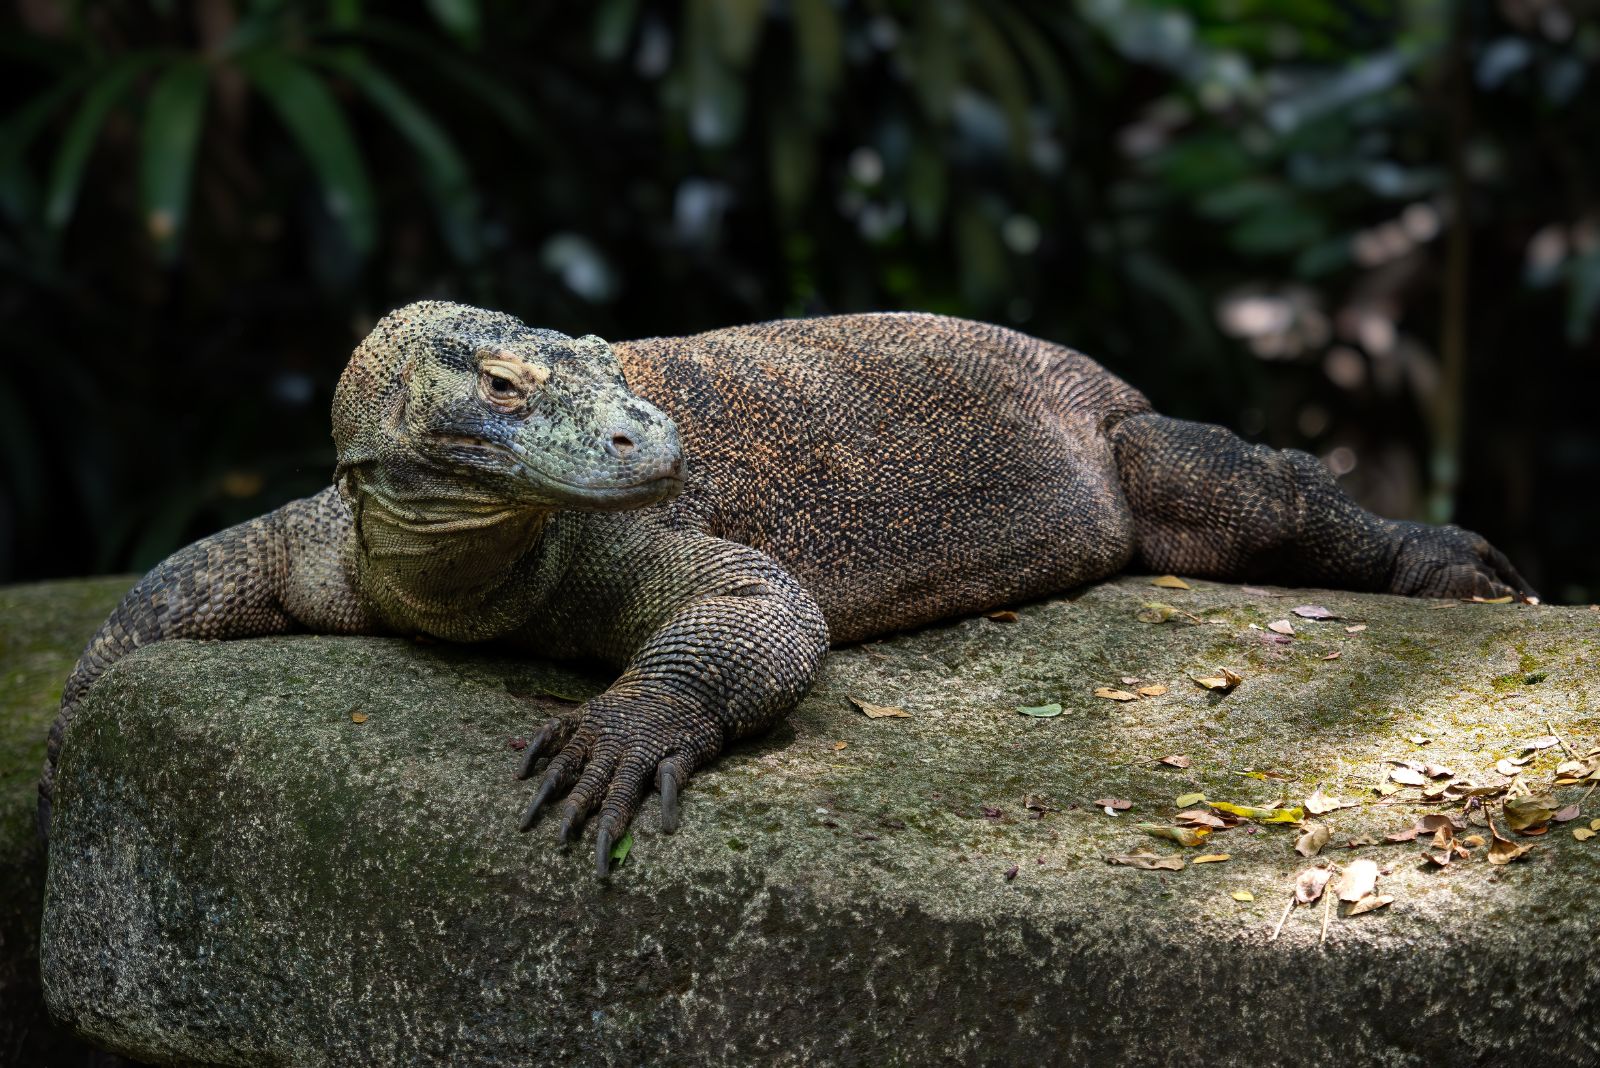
left=349, top=473, right=556, bottom=637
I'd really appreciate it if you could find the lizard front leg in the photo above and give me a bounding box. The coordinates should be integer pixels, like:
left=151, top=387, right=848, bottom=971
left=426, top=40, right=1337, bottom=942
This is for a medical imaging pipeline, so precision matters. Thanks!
left=39, top=486, right=371, bottom=832
left=1109, top=413, right=1535, bottom=600
left=516, top=523, right=829, bottom=875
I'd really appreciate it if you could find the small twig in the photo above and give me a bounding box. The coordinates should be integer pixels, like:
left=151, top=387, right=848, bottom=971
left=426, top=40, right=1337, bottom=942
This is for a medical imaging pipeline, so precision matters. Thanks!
left=1271, top=897, right=1296, bottom=941
left=1319, top=884, right=1334, bottom=948
left=1547, top=721, right=1579, bottom=762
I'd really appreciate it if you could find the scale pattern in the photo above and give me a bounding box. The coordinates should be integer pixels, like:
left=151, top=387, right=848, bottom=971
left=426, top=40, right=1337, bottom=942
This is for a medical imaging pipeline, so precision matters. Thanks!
left=41, top=304, right=1535, bottom=869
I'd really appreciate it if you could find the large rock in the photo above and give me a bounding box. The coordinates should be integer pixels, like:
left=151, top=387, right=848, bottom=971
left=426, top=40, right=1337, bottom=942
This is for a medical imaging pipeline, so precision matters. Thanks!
left=0, top=576, right=135, bottom=1064
left=38, top=577, right=1600, bottom=1066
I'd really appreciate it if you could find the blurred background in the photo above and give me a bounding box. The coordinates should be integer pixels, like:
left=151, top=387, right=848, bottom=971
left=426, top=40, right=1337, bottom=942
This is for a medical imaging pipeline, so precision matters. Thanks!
left=1, top=0, right=1596, bottom=601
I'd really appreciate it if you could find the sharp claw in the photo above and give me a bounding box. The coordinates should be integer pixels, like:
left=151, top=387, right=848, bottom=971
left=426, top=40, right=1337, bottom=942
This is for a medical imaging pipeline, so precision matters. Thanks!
left=519, top=777, right=557, bottom=832
left=517, top=723, right=557, bottom=779
left=596, top=828, right=613, bottom=878
left=659, top=769, right=680, bottom=834
left=558, top=815, right=576, bottom=844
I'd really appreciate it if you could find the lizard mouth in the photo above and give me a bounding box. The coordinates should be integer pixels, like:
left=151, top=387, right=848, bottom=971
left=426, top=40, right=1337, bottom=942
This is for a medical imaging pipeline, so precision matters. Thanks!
left=430, top=434, right=681, bottom=510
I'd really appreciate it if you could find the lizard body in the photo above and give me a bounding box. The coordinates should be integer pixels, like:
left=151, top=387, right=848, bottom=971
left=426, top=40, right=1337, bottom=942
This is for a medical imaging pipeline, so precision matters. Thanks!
left=41, top=302, right=1533, bottom=873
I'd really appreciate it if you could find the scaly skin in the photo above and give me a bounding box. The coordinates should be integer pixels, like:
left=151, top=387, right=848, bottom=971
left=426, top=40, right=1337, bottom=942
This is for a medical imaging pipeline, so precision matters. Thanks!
left=40, top=302, right=1535, bottom=874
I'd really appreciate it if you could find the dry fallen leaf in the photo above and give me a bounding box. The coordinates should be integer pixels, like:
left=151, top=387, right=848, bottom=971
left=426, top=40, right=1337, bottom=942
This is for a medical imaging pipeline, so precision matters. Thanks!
left=1505, top=793, right=1558, bottom=833
left=1151, top=575, right=1192, bottom=590
left=1462, top=834, right=1486, bottom=848
left=1295, top=865, right=1334, bottom=904
left=1138, top=684, right=1169, bottom=698
left=1575, top=827, right=1596, bottom=842
left=1209, top=800, right=1304, bottom=824
left=1488, top=836, right=1533, bottom=864
left=1405, top=733, right=1430, bottom=745
left=1137, top=823, right=1209, bottom=847
left=1015, top=703, right=1063, bottom=718
left=1553, top=804, right=1580, bottom=823
left=850, top=696, right=910, bottom=719
left=1347, top=894, right=1393, bottom=916
left=1293, top=604, right=1337, bottom=620
left=1521, top=735, right=1561, bottom=752
left=832, top=741, right=847, bottom=751
left=1095, top=798, right=1133, bottom=812
left=1175, top=792, right=1207, bottom=808
left=1495, top=758, right=1524, bottom=777
left=1230, top=889, right=1254, bottom=901
left=1388, top=766, right=1427, bottom=787
left=1321, top=651, right=1341, bottom=660
left=1346, top=624, right=1369, bottom=634
left=1176, top=810, right=1227, bottom=829
left=350, top=711, right=368, bottom=724
left=1470, top=594, right=1515, bottom=604
left=1136, top=603, right=1178, bottom=624
left=1193, top=668, right=1244, bottom=693
left=1158, top=753, right=1191, bottom=768
left=1193, top=853, right=1231, bottom=864
left=1295, top=823, right=1331, bottom=858
left=1107, top=852, right=1184, bottom=871
left=985, top=609, right=1019, bottom=622
left=1094, top=688, right=1139, bottom=702
left=1267, top=619, right=1296, bottom=635
left=1335, top=859, right=1379, bottom=903
left=1304, top=788, right=1348, bottom=815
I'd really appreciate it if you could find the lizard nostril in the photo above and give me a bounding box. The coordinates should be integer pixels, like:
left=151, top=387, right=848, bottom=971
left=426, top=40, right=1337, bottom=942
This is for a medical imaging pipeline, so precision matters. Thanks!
left=609, top=433, right=636, bottom=457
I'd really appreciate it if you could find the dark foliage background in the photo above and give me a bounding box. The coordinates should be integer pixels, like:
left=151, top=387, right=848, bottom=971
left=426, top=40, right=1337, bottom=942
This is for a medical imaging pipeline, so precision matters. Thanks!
left=2, top=0, right=1597, bottom=601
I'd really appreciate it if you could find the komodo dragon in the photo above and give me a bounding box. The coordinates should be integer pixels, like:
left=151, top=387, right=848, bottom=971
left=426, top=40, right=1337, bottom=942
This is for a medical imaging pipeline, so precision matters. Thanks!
left=40, top=301, right=1535, bottom=874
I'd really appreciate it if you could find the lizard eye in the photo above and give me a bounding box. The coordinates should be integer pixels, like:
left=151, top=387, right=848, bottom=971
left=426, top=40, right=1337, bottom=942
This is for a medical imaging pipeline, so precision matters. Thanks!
left=488, top=375, right=516, bottom=396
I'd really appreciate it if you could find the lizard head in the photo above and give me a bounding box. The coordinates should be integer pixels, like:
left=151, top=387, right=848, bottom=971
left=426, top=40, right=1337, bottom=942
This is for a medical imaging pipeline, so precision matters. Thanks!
left=333, top=301, right=683, bottom=514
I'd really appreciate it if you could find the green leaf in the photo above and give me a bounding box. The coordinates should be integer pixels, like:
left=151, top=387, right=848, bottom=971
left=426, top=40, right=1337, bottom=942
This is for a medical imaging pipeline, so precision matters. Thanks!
left=424, top=0, right=480, bottom=48
left=140, top=59, right=210, bottom=260
left=240, top=51, right=377, bottom=256
left=593, top=0, right=642, bottom=61
left=609, top=831, right=634, bottom=866
left=1016, top=703, right=1063, bottom=718
left=315, top=51, right=480, bottom=261
left=45, top=55, right=159, bottom=232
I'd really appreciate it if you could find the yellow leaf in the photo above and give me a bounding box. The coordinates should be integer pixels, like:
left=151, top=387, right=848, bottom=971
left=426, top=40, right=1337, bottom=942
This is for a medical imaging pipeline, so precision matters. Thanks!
left=1573, top=827, right=1595, bottom=841
left=1230, top=890, right=1254, bottom=902
left=832, top=741, right=847, bottom=751
left=1208, top=800, right=1304, bottom=823
left=350, top=711, right=368, bottom=723
left=1136, top=602, right=1177, bottom=624
left=985, top=609, right=1019, bottom=622
left=1151, top=575, right=1191, bottom=589
left=1136, top=822, right=1210, bottom=847
left=1193, top=668, right=1244, bottom=692
left=849, top=695, right=909, bottom=719
left=1175, top=792, right=1206, bottom=807
left=1193, top=853, right=1231, bottom=864
left=1137, top=684, right=1169, bottom=697
left=1093, top=688, right=1139, bottom=702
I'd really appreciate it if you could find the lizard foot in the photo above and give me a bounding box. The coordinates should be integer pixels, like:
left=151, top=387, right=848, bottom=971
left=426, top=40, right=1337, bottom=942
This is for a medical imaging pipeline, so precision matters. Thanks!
left=515, top=695, right=721, bottom=877
left=1390, top=523, right=1538, bottom=602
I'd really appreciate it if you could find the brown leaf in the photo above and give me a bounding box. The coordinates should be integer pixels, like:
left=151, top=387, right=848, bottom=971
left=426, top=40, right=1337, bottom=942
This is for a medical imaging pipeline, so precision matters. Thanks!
left=1421, top=850, right=1453, bottom=868
left=1137, top=684, right=1169, bottom=697
left=1158, top=753, right=1191, bottom=768
left=1151, top=574, right=1192, bottom=589
left=1295, top=823, right=1331, bottom=857
left=1384, top=827, right=1421, bottom=843
left=1335, top=858, right=1379, bottom=903
left=1553, top=804, right=1580, bottom=823
left=832, top=741, right=848, bottom=751
left=350, top=711, right=368, bottom=724
left=1346, top=624, right=1369, bottom=634
left=985, top=609, right=1019, bottom=622
left=1193, top=853, right=1231, bottom=864
left=1094, top=688, right=1139, bottom=702
left=1094, top=798, right=1133, bottom=812
left=1107, top=852, right=1184, bottom=871
left=1461, top=834, right=1486, bottom=848
left=1321, top=651, right=1341, bottom=660
left=1293, top=604, right=1337, bottom=620
left=849, top=695, right=910, bottom=719
left=1416, top=813, right=1464, bottom=833
left=1488, top=836, right=1533, bottom=864
left=1267, top=619, right=1296, bottom=635
left=1193, top=668, right=1244, bottom=692
left=1347, top=894, right=1394, bottom=916
left=1295, top=865, right=1334, bottom=904
left=1505, top=793, right=1558, bottom=833
left=1176, top=810, right=1228, bottom=829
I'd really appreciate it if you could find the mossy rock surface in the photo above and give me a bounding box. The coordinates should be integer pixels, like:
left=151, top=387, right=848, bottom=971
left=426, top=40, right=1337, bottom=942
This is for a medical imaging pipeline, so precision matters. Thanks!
left=31, top=576, right=1600, bottom=1066
left=0, top=576, right=136, bottom=1064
